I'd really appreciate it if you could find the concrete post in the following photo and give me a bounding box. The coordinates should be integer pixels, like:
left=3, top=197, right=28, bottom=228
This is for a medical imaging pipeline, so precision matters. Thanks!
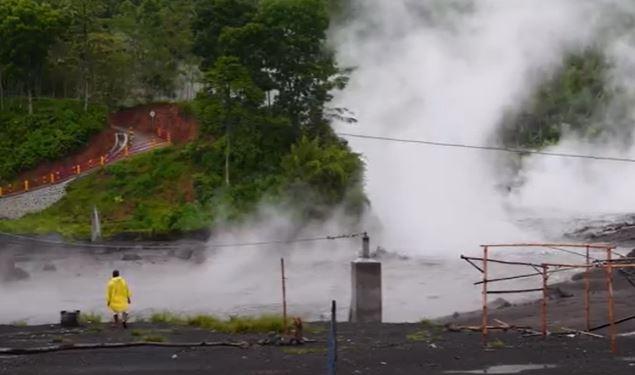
left=349, top=234, right=382, bottom=323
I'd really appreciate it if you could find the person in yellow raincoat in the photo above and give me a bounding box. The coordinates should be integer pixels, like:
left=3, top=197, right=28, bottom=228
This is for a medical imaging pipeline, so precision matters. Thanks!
left=106, top=270, right=132, bottom=328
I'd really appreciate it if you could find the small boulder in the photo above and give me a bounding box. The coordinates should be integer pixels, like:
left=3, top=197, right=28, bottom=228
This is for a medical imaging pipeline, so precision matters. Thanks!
left=43, top=263, right=57, bottom=272
left=122, top=254, right=142, bottom=261
left=3, top=267, right=30, bottom=282
left=488, top=298, right=512, bottom=310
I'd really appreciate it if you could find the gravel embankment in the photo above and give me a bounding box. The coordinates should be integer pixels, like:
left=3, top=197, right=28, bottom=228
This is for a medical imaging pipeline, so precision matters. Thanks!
left=0, top=180, right=73, bottom=220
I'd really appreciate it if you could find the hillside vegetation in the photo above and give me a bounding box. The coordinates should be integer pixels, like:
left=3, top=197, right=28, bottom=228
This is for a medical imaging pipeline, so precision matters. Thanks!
left=502, top=50, right=609, bottom=148
left=0, top=0, right=615, bottom=239
left=0, top=0, right=365, bottom=239
left=0, top=99, right=106, bottom=183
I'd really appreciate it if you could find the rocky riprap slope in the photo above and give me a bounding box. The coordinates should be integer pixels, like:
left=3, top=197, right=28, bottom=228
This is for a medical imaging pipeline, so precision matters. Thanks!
left=0, top=180, right=72, bottom=219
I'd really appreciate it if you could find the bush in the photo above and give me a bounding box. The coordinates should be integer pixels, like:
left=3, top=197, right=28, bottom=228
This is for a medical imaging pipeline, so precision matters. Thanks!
left=0, top=98, right=107, bottom=183
left=281, top=136, right=365, bottom=210
left=148, top=312, right=287, bottom=333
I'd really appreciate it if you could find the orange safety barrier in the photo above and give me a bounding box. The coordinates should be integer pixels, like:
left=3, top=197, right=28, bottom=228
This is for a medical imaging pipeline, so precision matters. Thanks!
left=0, top=128, right=172, bottom=198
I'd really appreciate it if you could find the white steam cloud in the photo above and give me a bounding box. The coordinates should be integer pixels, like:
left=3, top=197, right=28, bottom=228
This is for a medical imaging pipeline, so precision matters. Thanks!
left=6, top=1, right=635, bottom=325
left=332, top=0, right=635, bottom=255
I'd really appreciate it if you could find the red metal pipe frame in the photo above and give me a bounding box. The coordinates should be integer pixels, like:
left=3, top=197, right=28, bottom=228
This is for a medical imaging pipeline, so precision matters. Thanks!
left=481, top=243, right=613, bottom=249
left=482, top=246, right=489, bottom=345
left=605, top=249, right=617, bottom=353
left=585, top=246, right=591, bottom=332
left=470, top=244, right=635, bottom=354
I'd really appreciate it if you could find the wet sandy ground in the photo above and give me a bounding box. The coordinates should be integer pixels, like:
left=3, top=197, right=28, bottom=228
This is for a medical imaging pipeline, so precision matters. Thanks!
left=441, top=266, right=635, bottom=335
left=0, top=322, right=634, bottom=374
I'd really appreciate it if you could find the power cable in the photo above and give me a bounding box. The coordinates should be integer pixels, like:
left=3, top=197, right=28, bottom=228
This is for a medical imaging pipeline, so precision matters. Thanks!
left=0, top=231, right=364, bottom=250
left=337, top=132, right=635, bottom=164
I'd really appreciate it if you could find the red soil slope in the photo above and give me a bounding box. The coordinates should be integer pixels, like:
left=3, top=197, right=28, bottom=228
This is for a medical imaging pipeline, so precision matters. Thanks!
left=5, top=104, right=198, bottom=193
left=109, top=103, right=198, bottom=144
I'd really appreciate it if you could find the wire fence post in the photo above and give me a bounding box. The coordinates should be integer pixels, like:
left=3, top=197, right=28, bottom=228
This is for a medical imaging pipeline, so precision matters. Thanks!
left=281, top=257, right=287, bottom=335
left=327, top=300, right=337, bottom=375
left=541, top=264, right=549, bottom=338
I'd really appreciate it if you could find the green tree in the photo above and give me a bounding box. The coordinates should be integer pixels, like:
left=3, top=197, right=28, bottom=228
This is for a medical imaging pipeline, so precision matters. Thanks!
left=192, top=0, right=258, bottom=69
left=193, top=0, right=346, bottom=131
left=0, top=0, right=64, bottom=114
left=257, top=0, right=339, bottom=128
left=63, top=0, right=107, bottom=111
left=281, top=136, right=365, bottom=215
left=503, top=51, right=608, bottom=148
left=202, top=56, right=264, bottom=185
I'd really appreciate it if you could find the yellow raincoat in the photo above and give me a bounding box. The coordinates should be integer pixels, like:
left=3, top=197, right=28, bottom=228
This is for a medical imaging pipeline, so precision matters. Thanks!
left=106, top=276, right=131, bottom=313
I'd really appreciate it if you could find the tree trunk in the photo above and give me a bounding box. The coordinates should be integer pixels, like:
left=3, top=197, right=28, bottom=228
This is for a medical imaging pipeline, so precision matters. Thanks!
left=82, top=2, right=89, bottom=112
left=224, top=134, right=231, bottom=186
left=27, top=87, right=33, bottom=115
left=0, top=68, right=4, bottom=111
left=84, top=78, right=89, bottom=112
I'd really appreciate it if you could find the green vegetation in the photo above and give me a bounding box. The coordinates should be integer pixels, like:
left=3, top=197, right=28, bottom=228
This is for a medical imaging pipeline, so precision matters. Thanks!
left=150, top=312, right=288, bottom=334
left=0, top=0, right=366, bottom=239
left=406, top=319, right=444, bottom=343
left=141, top=334, right=166, bottom=343
left=149, top=311, right=188, bottom=325
left=0, top=131, right=363, bottom=238
left=282, top=347, right=327, bottom=355
left=87, top=326, right=104, bottom=334
left=79, top=311, right=104, bottom=325
left=0, top=147, right=204, bottom=237
left=502, top=50, right=609, bottom=148
left=303, top=323, right=326, bottom=335
left=0, top=0, right=197, bottom=110
left=10, top=320, right=27, bottom=327
left=487, top=338, right=507, bottom=349
left=0, top=99, right=106, bottom=183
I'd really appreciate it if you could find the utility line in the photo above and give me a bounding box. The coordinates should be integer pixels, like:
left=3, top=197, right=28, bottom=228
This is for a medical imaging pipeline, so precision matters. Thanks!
left=0, top=231, right=363, bottom=250
left=337, top=132, right=635, bottom=164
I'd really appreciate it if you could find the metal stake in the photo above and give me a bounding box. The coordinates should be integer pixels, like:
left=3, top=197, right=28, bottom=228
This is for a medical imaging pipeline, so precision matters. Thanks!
left=281, top=258, right=287, bottom=334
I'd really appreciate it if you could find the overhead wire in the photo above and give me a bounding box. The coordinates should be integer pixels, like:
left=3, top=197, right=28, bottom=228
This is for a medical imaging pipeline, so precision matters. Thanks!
left=337, top=132, right=635, bottom=164
left=0, top=231, right=364, bottom=250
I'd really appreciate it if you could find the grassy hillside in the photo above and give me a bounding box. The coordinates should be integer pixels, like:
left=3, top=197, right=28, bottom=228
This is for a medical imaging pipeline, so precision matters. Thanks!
left=0, top=98, right=107, bottom=183
left=0, top=116, right=365, bottom=239
left=0, top=0, right=369, bottom=239
left=0, top=147, right=201, bottom=238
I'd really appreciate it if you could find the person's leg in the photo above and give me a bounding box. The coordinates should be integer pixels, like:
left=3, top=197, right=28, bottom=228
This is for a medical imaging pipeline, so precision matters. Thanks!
left=122, top=312, right=129, bottom=329
left=113, top=312, right=119, bottom=326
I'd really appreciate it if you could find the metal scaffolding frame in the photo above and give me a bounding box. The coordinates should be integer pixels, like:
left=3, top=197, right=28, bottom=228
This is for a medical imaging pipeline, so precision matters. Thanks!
left=461, top=243, right=634, bottom=353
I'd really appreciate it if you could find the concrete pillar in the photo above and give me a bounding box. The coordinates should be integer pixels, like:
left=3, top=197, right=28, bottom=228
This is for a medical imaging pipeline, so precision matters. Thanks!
left=349, top=233, right=382, bottom=323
